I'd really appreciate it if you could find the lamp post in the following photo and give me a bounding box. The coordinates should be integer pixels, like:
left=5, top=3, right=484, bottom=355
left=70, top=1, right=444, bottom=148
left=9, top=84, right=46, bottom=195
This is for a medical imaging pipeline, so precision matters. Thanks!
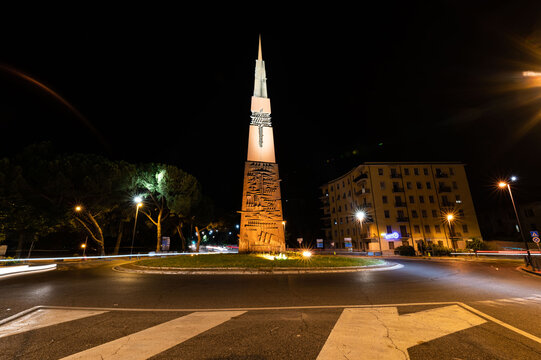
left=81, top=236, right=88, bottom=257
left=130, top=196, right=143, bottom=259
left=446, top=213, right=456, bottom=250
left=498, top=179, right=532, bottom=266
left=355, top=210, right=366, bottom=251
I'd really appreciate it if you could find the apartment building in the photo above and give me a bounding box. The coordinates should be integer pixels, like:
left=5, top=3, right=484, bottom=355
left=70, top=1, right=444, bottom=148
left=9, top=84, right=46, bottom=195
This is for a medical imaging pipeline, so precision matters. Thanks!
left=320, top=162, right=483, bottom=254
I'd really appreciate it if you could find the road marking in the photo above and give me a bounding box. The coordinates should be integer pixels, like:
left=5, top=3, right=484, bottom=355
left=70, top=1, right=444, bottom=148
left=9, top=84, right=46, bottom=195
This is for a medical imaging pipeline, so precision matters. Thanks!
left=316, top=305, right=486, bottom=360
left=460, top=303, right=541, bottom=345
left=0, top=308, right=106, bottom=339
left=60, top=310, right=245, bottom=360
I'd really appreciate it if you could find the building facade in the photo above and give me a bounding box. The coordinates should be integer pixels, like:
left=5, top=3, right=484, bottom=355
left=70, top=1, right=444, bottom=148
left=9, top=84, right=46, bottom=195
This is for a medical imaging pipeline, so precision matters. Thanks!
left=320, top=162, right=483, bottom=254
left=239, top=36, right=286, bottom=253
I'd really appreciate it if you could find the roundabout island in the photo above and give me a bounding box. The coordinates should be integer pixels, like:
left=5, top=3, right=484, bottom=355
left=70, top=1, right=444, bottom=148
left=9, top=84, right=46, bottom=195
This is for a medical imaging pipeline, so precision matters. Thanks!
left=113, top=252, right=402, bottom=275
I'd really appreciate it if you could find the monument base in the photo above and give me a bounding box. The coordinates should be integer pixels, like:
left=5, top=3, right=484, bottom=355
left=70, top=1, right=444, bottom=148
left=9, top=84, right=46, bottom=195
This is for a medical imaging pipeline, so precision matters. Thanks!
left=239, top=161, right=285, bottom=253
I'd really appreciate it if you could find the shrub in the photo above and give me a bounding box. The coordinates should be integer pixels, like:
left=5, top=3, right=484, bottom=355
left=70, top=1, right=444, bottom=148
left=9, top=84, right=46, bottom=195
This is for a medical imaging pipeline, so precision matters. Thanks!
left=429, top=243, right=452, bottom=256
left=394, top=245, right=416, bottom=256
left=466, top=238, right=488, bottom=251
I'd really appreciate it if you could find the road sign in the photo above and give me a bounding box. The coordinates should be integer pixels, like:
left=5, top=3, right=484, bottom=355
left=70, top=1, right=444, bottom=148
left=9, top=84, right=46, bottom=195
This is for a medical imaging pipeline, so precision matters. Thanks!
left=530, top=231, right=540, bottom=244
left=316, top=239, right=323, bottom=248
left=344, top=238, right=352, bottom=248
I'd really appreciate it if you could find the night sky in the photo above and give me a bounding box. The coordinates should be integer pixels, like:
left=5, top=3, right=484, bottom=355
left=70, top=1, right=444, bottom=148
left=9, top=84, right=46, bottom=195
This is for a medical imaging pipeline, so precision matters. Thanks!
left=1, top=3, right=541, bottom=239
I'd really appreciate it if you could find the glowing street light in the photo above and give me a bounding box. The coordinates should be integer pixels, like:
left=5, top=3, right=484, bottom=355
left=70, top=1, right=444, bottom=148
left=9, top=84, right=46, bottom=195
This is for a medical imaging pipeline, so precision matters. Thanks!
left=81, top=236, right=88, bottom=257
left=445, top=213, right=456, bottom=250
left=355, top=210, right=367, bottom=251
left=75, top=205, right=82, bottom=212
left=498, top=178, right=532, bottom=265
left=130, top=197, right=143, bottom=259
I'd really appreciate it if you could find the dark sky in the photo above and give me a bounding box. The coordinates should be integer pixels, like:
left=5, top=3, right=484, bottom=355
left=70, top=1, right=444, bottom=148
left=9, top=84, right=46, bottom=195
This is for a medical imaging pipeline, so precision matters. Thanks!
left=1, top=3, right=541, bottom=238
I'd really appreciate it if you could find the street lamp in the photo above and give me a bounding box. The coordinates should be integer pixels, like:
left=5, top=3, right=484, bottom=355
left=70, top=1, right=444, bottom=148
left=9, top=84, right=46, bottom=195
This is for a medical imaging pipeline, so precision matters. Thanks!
left=130, top=197, right=143, bottom=259
left=498, top=178, right=532, bottom=265
left=355, top=210, right=366, bottom=251
left=75, top=205, right=82, bottom=212
left=81, top=237, right=87, bottom=257
left=445, top=213, right=456, bottom=250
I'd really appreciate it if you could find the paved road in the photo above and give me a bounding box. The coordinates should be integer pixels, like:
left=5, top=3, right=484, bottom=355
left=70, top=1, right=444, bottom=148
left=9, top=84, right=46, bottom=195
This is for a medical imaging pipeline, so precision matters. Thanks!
left=0, top=257, right=540, bottom=359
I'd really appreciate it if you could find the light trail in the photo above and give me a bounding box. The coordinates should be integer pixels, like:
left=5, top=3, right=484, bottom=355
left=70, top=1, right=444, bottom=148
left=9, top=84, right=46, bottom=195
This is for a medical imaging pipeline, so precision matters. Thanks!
left=0, top=63, right=109, bottom=150
left=0, top=250, right=235, bottom=262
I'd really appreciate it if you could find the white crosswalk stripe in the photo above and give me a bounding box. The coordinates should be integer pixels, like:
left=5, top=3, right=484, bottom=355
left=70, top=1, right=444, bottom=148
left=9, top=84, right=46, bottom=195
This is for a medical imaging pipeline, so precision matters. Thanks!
left=60, top=310, right=245, bottom=360
left=476, top=294, right=541, bottom=307
left=0, top=308, right=107, bottom=339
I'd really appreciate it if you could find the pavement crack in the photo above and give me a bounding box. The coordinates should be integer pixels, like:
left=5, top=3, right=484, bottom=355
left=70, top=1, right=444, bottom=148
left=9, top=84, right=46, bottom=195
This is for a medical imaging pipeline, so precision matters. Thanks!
left=371, top=310, right=409, bottom=360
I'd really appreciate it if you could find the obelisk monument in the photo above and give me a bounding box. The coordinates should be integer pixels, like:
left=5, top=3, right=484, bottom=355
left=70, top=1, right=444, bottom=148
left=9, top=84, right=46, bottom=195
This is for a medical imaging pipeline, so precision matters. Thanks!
left=239, top=36, right=286, bottom=253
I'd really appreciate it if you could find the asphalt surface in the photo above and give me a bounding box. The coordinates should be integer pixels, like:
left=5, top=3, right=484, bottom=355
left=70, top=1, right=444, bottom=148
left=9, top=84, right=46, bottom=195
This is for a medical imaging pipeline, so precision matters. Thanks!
left=0, top=257, right=540, bottom=359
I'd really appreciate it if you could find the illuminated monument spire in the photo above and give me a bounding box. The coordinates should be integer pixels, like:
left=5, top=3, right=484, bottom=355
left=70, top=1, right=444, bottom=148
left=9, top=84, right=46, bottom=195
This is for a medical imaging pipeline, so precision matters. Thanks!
left=239, top=36, right=286, bottom=253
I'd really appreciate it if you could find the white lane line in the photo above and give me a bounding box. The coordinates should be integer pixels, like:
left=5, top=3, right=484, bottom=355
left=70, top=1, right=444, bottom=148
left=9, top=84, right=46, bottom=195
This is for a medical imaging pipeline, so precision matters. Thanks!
left=60, top=311, right=245, bottom=360
left=316, top=305, right=486, bottom=360
left=0, top=309, right=107, bottom=339
left=459, top=303, right=541, bottom=345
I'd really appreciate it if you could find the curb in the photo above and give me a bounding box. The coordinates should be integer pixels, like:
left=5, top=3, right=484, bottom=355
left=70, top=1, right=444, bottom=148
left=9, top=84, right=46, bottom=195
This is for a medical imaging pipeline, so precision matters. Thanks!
left=112, top=262, right=403, bottom=275
left=519, top=266, right=541, bottom=277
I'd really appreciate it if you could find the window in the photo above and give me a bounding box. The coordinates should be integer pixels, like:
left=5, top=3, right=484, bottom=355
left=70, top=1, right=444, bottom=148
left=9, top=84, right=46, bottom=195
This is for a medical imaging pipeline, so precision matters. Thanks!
left=459, top=209, right=464, bottom=217
left=452, top=181, right=458, bottom=189
left=334, top=219, right=337, bottom=225
left=337, top=183, right=340, bottom=190
left=414, top=168, right=419, bottom=175
left=378, top=168, right=383, bottom=175
left=419, top=196, right=425, bottom=203
left=346, top=228, right=350, bottom=235
left=406, top=182, right=412, bottom=189
left=382, top=196, right=388, bottom=204
left=346, top=216, right=349, bottom=224
left=398, top=210, right=405, bottom=217
left=400, top=225, right=407, bottom=236
left=344, top=204, right=348, bottom=211
left=337, top=194, right=340, bottom=200
left=411, top=210, right=418, bottom=218
left=422, top=210, right=427, bottom=218
left=525, top=209, right=535, bottom=217
left=432, top=209, right=438, bottom=218
left=455, top=194, right=461, bottom=203
left=386, top=225, right=392, bottom=233
left=334, top=230, right=337, bottom=237
left=404, top=168, right=410, bottom=175
left=429, top=195, right=435, bottom=203
left=435, top=225, right=441, bottom=233
left=426, top=182, right=431, bottom=189
left=343, top=193, right=346, bottom=199
left=340, top=218, right=343, bottom=224
left=332, top=208, right=335, bottom=213
left=331, top=196, right=334, bottom=202
left=416, top=182, right=422, bottom=189
left=423, top=168, right=428, bottom=175
left=338, top=206, right=341, bottom=212
left=414, top=225, right=420, bottom=233
left=384, top=210, right=390, bottom=218
left=380, top=181, right=386, bottom=190
left=449, top=167, right=455, bottom=176
left=424, top=225, right=430, bottom=233
left=342, top=181, right=345, bottom=187
left=462, top=224, right=469, bottom=233
left=347, top=179, right=350, bottom=184
left=409, top=196, right=415, bottom=203
left=389, top=241, right=395, bottom=250
left=330, top=186, right=334, bottom=192
left=348, top=191, right=351, bottom=197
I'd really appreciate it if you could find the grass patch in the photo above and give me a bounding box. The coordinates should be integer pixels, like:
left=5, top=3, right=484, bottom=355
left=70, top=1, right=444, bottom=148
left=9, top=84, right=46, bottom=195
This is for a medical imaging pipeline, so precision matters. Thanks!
left=136, top=253, right=384, bottom=268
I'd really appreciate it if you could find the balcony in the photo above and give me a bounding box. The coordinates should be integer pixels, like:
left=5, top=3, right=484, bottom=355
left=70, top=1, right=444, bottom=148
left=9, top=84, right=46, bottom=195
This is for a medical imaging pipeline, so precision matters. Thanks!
left=441, top=200, right=453, bottom=207
left=353, top=173, right=368, bottom=182
left=438, top=186, right=452, bottom=193
left=396, top=217, right=409, bottom=222
left=390, top=173, right=402, bottom=179
left=394, top=201, right=407, bottom=207
left=435, top=172, right=449, bottom=178
left=392, top=187, right=404, bottom=193
left=355, top=189, right=371, bottom=196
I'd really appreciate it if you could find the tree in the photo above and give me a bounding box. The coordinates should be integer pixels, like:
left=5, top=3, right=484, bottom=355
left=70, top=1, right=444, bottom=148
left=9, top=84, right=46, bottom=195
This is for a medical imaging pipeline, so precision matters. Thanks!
left=134, top=163, right=201, bottom=252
